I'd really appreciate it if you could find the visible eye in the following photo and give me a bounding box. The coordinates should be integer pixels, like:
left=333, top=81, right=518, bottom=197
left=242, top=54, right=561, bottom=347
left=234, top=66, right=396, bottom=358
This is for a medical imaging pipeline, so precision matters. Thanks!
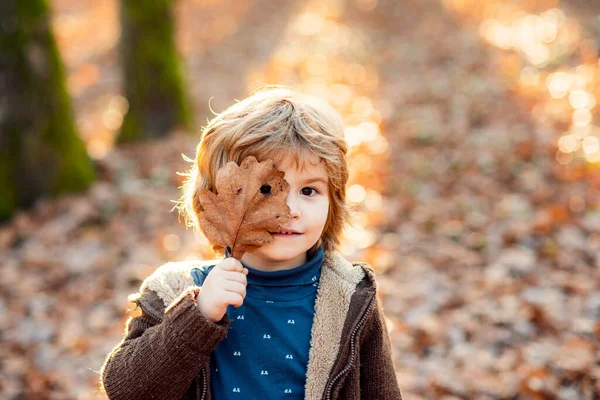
left=260, top=184, right=271, bottom=195
left=301, top=187, right=318, bottom=196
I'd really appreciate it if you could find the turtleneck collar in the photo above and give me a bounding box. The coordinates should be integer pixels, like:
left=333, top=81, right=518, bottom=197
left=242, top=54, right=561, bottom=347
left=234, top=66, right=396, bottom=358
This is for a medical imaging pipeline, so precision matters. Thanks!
left=241, top=247, right=324, bottom=301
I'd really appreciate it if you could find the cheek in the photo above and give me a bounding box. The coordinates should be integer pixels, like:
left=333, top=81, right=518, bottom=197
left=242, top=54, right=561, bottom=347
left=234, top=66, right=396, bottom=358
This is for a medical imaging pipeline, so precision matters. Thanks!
left=314, top=200, right=330, bottom=229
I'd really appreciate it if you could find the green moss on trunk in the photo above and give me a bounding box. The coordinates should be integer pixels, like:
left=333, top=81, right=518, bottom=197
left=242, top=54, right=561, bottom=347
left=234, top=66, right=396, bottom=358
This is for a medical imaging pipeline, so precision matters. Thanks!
left=0, top=0, right=95, bottom=221
left=117, top=0, right=193, bottom=143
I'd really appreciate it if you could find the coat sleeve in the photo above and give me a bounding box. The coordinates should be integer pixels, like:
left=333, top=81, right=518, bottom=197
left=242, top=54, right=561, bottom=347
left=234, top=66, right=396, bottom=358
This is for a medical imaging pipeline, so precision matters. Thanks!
left=100, top=287, right=230, bottom=400
left=359, top=296, right=403, bottom=399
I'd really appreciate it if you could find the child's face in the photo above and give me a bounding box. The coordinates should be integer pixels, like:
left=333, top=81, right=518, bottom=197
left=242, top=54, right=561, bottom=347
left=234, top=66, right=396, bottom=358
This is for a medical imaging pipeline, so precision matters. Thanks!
left=241, top=153, right=329, bottom=271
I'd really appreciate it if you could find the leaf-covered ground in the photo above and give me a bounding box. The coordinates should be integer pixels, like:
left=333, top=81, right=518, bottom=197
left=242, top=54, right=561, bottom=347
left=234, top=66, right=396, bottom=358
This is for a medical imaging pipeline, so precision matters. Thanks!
left=2, top=0, right=599, bottom=398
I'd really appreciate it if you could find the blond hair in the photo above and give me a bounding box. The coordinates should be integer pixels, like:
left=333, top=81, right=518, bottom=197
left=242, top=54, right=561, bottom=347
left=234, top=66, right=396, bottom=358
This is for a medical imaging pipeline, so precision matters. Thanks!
left=177, top=85, right=351, bottom=257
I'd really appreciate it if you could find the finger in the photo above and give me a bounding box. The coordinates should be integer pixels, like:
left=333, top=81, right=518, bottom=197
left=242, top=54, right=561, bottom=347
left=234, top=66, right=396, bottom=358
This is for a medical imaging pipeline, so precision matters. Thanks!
left=243, top=268, right=248, bottom=275
left=222, top=270, right=247, bottom=285
left=224, top=281, right=247, bottom=297
left=224, top=291, right=244, bottom=308
left=217, top=258, right=243, bottom=272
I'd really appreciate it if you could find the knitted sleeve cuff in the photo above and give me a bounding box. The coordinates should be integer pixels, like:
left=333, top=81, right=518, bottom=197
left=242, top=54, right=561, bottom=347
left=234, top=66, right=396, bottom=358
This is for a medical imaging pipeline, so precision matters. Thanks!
left=163, top=287, right=230, bottom=355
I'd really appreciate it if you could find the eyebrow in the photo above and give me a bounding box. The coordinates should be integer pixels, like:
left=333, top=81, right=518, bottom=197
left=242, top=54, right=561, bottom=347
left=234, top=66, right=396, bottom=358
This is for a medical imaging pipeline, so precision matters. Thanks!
left=301, top=177, right=328, bottom=185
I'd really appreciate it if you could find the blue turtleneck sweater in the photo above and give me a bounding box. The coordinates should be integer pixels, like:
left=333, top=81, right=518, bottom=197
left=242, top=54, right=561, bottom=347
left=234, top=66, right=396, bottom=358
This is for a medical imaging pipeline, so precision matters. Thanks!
left=190, top=247, right=325, bottom=399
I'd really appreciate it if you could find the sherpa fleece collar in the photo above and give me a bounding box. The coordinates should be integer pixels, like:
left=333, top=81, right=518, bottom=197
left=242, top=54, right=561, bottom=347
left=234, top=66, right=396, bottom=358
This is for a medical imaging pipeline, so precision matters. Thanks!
left=137, top=250, right=371, bottom=399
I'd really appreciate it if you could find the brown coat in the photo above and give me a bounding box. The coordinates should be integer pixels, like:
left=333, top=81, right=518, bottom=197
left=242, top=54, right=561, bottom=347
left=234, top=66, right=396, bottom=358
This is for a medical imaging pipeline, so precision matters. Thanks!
left=100, top=251, right=402, bottom=399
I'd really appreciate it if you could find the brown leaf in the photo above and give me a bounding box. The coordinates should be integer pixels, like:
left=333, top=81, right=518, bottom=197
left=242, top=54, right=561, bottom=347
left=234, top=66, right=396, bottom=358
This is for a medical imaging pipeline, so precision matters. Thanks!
left=197, top=156, right=292, bottom=259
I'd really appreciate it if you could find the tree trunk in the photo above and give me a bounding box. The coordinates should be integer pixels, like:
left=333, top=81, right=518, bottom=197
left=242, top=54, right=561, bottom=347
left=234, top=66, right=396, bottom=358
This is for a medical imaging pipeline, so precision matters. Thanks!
left=0, top=0, right=95, bottom=221
left=117, top=0, right=193, bottom=143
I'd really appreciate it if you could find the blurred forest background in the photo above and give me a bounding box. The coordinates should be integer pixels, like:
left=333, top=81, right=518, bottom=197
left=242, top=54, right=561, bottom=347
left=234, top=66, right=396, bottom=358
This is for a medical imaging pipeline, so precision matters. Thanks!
left=2, top=0, right=600, bottom=398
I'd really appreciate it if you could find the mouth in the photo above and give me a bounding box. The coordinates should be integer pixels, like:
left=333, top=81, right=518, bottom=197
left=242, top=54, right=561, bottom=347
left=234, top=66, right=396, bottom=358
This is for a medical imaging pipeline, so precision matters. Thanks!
left=270, top=230, right=303, bottom=236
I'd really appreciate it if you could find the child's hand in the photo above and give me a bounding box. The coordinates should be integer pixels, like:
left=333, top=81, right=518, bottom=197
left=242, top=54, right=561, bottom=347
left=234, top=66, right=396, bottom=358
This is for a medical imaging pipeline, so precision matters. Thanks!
left=196, top=258, right=248, bottom=323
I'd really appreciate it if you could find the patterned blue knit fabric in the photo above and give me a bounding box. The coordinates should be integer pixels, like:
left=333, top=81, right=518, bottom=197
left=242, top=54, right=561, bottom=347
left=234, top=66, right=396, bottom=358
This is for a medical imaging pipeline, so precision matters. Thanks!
left=191, top=247, right=324, bottom=399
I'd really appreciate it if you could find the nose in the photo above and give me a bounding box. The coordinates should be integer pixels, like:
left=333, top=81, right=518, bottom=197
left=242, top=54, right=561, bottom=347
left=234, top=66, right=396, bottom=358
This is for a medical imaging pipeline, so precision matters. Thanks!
left=285, top=193, right=301, bottom=219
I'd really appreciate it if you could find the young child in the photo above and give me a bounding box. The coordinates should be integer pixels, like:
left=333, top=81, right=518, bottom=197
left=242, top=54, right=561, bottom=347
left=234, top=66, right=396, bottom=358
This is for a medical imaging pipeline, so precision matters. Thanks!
left=100, top=86, right=402, bottom=399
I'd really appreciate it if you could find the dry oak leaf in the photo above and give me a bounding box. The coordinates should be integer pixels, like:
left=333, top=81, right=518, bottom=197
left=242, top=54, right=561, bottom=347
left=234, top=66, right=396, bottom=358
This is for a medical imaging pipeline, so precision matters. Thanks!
left=197, top=156, right=292, bottom=260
